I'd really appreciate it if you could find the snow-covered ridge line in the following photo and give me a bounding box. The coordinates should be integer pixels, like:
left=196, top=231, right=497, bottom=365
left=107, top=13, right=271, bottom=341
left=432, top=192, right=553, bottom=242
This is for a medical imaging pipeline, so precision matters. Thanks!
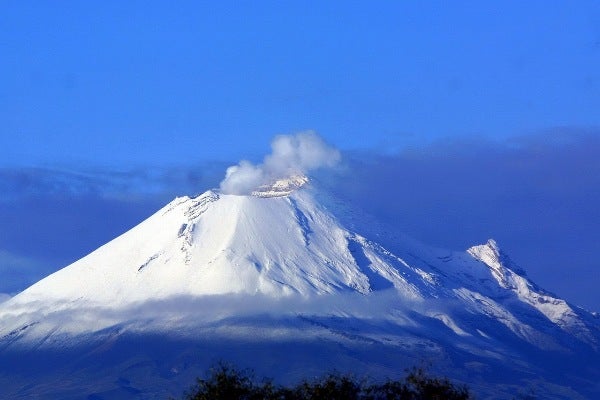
left=468, top=239, right=595, bottom=345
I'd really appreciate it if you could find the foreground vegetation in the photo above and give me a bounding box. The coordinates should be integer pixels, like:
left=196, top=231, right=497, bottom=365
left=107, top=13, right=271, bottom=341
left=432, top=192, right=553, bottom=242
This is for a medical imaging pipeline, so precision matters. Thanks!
left=183, top=363, right=471, bottom=400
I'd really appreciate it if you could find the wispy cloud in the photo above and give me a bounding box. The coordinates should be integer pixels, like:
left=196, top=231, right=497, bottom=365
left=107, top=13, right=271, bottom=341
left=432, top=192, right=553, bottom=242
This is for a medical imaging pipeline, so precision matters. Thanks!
left=0, top=249, right=47, bottom=294
left=0, top=162, right=226, bottom=201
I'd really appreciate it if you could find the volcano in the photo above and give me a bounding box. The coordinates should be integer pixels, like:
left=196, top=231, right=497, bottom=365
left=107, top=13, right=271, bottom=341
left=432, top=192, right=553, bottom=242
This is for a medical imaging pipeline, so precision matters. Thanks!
left=1, top=176, right=599, bottom=399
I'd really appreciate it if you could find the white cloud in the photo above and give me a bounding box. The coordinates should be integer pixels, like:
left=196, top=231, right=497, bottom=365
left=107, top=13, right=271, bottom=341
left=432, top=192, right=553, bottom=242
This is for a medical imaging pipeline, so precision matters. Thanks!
left=220, top=131, right=340, bottom=195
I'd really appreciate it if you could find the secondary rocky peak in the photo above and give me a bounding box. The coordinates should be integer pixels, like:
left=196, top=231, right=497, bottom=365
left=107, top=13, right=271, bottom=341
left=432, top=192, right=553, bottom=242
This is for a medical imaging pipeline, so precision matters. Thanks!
left=468, top=239, right=526, bottom=277
left=467, top=239, right=514, bottom=288
left=468, top=239, right=501, bottom=265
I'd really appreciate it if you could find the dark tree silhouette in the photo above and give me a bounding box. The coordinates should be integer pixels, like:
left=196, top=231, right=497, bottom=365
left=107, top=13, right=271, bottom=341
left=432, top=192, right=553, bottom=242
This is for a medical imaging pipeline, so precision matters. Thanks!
left=182, top=363, right=472, bottom=400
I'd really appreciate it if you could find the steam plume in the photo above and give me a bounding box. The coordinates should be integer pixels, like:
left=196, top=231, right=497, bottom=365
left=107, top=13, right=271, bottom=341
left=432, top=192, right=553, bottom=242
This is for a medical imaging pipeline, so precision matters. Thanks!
left=219, top=131, right=340, bottom=195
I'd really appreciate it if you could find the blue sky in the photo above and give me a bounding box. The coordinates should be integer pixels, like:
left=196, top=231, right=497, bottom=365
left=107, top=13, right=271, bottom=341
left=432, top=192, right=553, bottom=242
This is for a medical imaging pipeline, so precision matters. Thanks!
left=1, top=2, right=600, bottom=309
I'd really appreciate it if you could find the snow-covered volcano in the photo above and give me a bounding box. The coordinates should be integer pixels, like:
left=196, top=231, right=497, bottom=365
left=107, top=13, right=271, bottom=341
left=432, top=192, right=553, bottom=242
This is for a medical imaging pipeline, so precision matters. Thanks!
left=1, top=177, right=599, bottom=399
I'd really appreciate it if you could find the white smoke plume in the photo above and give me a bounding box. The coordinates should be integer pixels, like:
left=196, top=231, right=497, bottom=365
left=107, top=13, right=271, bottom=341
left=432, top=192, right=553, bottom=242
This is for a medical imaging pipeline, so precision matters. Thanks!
left=219, top=131, right=341, bottom=195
